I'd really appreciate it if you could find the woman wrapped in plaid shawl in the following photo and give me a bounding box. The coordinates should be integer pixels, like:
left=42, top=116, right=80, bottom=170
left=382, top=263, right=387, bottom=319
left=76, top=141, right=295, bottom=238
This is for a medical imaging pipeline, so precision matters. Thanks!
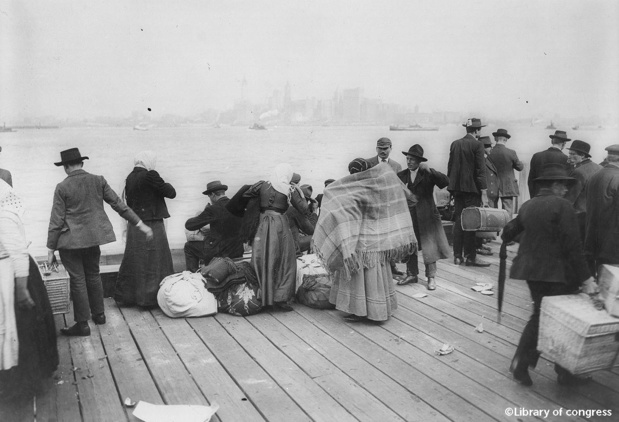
left=313, top=159, right=417, bottom=321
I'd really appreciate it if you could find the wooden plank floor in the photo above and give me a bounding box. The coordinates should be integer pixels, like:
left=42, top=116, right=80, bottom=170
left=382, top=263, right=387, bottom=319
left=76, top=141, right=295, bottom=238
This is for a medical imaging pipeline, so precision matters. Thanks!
left=5, top=240, right=619, bottom=422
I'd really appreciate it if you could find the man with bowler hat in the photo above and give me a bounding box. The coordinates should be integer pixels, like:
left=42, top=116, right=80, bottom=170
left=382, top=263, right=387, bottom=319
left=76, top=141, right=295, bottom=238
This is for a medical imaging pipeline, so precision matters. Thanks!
left=502, top=163, right=595, bottom=386
left=527, top=130, right=569, bottom=198
left=585, top=144, right=619, bottom=275
left=397, top=145, right=450, bottom=290
left=366, top=137, right=403, bottom=173
left=47, top=148, right=153, bottom=336
left=447, top=118, right=490, bottom=267
left=489, top=128, right=523, bottom=217
left=184, top=180, right=244, bottom=272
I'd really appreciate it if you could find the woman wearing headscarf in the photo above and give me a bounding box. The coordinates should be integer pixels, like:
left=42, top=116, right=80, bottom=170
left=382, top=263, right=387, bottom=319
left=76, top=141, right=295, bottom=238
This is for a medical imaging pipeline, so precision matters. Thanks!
left=0, top=180, right=58, bottom=403
left=114, top=150, right=176, bottom=307
left=243, top=163, right=310, bottom=311
left=313, top=158, right=417, bottom=322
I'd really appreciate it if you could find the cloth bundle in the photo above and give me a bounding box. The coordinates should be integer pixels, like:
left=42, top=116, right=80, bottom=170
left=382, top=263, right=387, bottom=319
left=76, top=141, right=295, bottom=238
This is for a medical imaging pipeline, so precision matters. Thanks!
left=157, top=272, right=218, bottom=318
left=313, top=164, right=417, bottom=280
left=202, top=258, right=262, bottom=316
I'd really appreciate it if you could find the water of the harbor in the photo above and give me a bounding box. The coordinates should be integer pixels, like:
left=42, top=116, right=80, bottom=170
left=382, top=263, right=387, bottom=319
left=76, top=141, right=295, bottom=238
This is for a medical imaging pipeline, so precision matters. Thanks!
left=1, top=124, right=615, bottom=257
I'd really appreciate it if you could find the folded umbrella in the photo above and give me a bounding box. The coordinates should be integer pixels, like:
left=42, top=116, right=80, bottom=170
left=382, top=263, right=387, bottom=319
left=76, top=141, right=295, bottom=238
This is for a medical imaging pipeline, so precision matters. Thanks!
left=497, top=240, right=508, bottom=324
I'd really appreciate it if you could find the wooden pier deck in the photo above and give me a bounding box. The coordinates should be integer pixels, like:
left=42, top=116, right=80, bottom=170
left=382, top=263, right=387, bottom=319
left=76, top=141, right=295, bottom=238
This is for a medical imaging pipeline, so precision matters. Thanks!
left=2, top=241, right=618, bottom=422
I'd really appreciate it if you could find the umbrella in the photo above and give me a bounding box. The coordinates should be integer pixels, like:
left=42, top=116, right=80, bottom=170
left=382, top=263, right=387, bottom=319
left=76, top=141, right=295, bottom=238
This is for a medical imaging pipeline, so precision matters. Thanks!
left=497, top=240, right=508, bottom=324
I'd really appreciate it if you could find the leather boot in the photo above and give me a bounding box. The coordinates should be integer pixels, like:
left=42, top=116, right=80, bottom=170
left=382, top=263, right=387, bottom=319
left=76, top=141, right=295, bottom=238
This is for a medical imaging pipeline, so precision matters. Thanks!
left=60, top=322, right=91, bottom=337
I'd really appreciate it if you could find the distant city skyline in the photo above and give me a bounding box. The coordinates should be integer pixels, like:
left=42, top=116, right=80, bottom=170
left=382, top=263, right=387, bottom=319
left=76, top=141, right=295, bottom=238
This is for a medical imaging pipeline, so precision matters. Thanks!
left=2, top=1, right=618, bottom=124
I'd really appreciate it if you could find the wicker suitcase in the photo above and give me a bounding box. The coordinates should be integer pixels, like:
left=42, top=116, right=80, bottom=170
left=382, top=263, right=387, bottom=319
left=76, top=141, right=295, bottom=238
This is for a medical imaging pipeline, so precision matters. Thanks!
left=461, top=207, right=509, bottom=232
left=38, top=262, right=71, bottom=314
left=598, top=265, right=619, bottom=317
left=539, top=294, right=619, bottom=375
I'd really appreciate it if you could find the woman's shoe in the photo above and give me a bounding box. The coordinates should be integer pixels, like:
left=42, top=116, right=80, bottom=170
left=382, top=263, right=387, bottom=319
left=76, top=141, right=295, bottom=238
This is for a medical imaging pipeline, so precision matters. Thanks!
left=397, top=275, right=418, bottom=285
left=427, top=278, right=436, bottom=290
left=60, top=322, right=91, bottom=337
left=343, top=314, right=366, bottom=322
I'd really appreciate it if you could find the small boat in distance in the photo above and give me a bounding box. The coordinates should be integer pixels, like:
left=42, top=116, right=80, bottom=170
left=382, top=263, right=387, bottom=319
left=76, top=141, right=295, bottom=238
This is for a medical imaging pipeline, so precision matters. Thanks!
left=133, top=123, right=152, bottom=131
left=389, top=123, right=438, bottom=131
left=546, top=121, right=556, bottom=130
left=249, top=123, right=266, bottom=130
left=0, top=123, right=15, bottom=133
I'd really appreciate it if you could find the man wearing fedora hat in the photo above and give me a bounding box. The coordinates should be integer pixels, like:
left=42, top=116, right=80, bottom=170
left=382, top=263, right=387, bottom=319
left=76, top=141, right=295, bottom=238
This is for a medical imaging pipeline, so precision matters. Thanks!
left=0, top=146, right=12, bottom=187
left=366, top=137, right=403, bottom=173
left=489, top=128, right=524, bottom=218
left=585, top=144, right=619, bottom=274
left=47, top=148, right=153, bottom=336
left=397, top=145, right=450, bottom=289
left=527, top=130, right=570, bottom=198
left=285, top=184, right=319, bottom=256
left=502, top=163, right=595, bottom=386
left=447, top=118, right=491, bottom=267
left=184, top=180, right=244, bottom=272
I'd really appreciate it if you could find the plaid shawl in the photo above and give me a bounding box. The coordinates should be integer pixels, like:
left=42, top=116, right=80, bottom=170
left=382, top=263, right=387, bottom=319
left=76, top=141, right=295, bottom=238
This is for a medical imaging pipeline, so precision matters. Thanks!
left=313, top=163, right=417, bottom=280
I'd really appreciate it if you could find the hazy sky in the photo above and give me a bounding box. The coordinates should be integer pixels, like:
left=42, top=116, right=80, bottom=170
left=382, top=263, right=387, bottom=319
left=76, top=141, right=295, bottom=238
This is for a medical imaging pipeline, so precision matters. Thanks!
left=1, top=0, right=618, bottom=120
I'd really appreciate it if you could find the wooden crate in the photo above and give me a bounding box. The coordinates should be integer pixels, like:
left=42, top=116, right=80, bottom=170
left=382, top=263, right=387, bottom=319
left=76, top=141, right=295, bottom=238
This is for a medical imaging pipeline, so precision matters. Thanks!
left=539, top=294, right=619, bottom=375
left=38, top=263, right=70, bottom=314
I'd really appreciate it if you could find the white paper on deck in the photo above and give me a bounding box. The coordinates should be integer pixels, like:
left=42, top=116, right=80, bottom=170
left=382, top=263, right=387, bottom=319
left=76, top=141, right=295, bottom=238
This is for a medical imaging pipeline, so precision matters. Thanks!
left=133, top=401, right=219, bottom=422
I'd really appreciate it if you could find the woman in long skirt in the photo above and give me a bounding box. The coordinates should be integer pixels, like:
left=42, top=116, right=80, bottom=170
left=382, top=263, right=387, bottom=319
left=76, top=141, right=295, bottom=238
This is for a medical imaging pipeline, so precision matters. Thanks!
left=0, top=181, right=58, bottom=404
left=313, top=159, right=417, bottom=322
left=115, top=151, right=176, bottom=307
left=244, top=164, right=310, bottom=312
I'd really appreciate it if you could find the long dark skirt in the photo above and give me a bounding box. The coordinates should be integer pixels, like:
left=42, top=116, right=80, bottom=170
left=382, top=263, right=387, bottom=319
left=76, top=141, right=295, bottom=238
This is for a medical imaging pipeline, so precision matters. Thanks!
left=0, top=257, right=58, bottom=402
left=115, top=220, right=174, bottom=307
left=252, top=211, right=297, bottom=305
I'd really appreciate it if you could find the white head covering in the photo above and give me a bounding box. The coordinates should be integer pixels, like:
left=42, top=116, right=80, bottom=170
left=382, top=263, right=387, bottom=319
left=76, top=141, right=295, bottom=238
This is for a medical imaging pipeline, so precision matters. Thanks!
left=134, top=150, right=157, bottom=171
left=269, top=163, right=294, bottom=196
left=0, top=180, right=24, bottom=220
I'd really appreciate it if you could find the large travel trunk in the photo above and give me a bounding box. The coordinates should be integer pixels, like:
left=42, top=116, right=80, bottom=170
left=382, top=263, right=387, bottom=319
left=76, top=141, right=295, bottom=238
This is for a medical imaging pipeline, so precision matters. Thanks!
left=461, top=207, right=510, bottom=232
left=539, top=294, right=619, bottom=375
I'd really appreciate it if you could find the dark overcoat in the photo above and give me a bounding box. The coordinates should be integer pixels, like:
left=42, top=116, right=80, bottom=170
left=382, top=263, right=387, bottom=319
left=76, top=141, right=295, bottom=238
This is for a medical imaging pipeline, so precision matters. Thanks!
left=505, top=191, right=590, bottom=287
left=47, top=169, right=140, bottom=250
left=125, top=167, right=176, bottom=221
left=565, top=159, right=602, bottom=212
left=485, top=155, right=499, bottom=204
left=584, top=164, right=619, bottom=264
left=447, top=134, right=487, bottom=194
left=489, top=144, right=524, bottom=197
left=397, top=167, right=450, bottom=263
left=527, top=147, right=567, bottom=197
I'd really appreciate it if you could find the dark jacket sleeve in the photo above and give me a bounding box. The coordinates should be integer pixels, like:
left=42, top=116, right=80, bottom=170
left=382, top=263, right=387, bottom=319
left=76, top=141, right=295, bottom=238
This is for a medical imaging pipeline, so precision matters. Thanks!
left=558, top=201, right=591, bottom=286
left=512, top=151, right=524, bottom=171
left=185, top=205, right=218, bottom=231
left=47, top=185, right=66, bottom=250
left=296, top=212, right=318, bottom=235
left=429, top=168, right=449, bottom=189
left=290, top=186, right=310, bottom=215
left=474, top=142, right=487, bottom=191
left=226, top=184, right=252, bottom=217
left=145, top=170, right=176, bottom=199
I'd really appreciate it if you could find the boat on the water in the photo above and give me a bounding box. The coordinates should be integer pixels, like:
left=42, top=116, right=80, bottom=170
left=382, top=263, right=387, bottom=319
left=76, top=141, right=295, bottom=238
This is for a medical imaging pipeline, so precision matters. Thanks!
left=389, top=123, right=438, bottom=131
left=133, top=123, right=152, bottom=131
left=0, top=123, right=15, bottom=133
left=249, top=123, right=266, bottom=130
left=546, top=121, right=556, bottom=130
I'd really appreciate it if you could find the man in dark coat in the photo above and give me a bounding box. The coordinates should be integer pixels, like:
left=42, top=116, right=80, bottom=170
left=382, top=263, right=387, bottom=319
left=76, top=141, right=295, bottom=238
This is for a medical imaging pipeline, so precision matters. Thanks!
left=502, top=163, right=594, bottom=387
left=527, top=130, right=570, bottom=198
left=397, top=145, right=450, bottom=290
left=585, top=144, right=619, bottom=274
left=565, top=140, right=602, bottom=245
left=0, top=146, right=12, bottom=187
left=47, top=148, right=153, bottom=336
left=184, top=180, right=244, bottom=272
left=481, top=136, right=499, bottom=208
left=489, top=128, right=523, bottom=217
left=285, top=184, right=319, bottom=256
left=447, top=118, right=490, bottom=267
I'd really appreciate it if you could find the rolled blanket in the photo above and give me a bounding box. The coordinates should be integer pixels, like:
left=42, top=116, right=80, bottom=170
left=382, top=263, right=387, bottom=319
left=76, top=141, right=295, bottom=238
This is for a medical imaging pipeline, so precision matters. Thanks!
left=313, top=164, right=417, bottom=280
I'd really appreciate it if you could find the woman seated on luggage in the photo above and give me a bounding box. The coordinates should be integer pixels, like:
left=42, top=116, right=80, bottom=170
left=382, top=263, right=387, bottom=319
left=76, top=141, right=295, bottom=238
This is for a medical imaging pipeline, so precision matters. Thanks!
left=313, top=158, right=416, bottom=322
